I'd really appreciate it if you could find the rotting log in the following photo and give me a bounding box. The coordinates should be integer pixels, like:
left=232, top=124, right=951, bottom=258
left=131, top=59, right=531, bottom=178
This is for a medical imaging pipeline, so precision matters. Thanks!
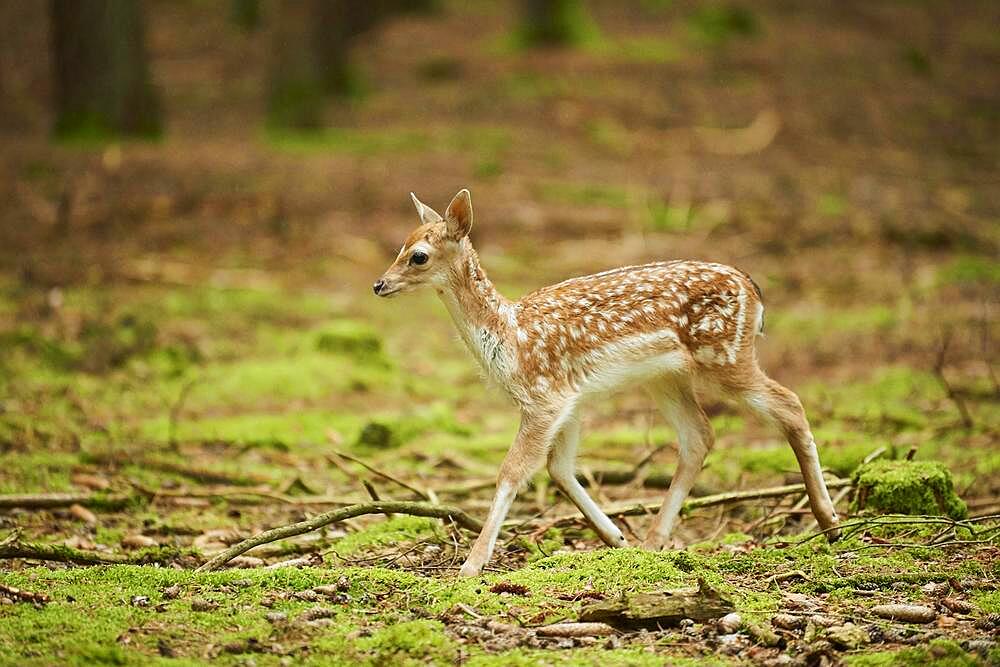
left=579, top=578, right=734, bottom=629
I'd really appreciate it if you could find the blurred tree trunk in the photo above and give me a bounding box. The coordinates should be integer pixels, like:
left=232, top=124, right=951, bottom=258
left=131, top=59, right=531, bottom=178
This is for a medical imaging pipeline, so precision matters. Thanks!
left=520, top=0, right=593, bottom=47
left=313, top=0, right=380, bottom=98
left=268, top=0, right=433, bottom=130
left=230, top=0, right=260, bottom=32
left=50, top=0, right=161, bottom=139
left=266, top=0, right=326, bottom=130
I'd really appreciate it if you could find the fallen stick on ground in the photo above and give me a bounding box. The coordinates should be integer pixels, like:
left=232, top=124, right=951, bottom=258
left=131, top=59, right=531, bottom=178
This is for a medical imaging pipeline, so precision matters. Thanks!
left=0, top=488, right=364, bottom=511
left=0, top=531, right=132, bottom=565
left=519, top=478, right=853, bottom=527
left=196, top=500, right=483, bottom=572
left=0, top=492, right=136, bottom=511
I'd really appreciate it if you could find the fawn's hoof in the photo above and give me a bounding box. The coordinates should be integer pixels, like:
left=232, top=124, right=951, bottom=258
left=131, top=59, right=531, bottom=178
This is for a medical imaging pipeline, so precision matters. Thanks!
left=824, top=518, right=841, bottom=542
left=457, top=562, right=483, bottom=578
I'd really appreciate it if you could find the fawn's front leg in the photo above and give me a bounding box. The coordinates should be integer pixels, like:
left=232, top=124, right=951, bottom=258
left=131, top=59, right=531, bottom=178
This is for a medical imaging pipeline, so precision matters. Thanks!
left=458, top=410, right=558, bottom=577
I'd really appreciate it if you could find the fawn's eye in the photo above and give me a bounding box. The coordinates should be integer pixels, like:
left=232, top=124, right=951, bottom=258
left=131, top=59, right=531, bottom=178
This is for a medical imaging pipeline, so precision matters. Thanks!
left=410, top=251, right=429, bottom=266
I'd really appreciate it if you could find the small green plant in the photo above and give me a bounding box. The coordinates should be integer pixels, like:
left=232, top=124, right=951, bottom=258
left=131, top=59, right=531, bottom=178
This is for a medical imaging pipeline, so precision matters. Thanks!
left=687, top=5, right=759, bottom=46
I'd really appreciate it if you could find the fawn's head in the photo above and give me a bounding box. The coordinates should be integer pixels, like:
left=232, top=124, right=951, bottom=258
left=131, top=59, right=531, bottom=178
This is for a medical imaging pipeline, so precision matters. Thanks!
left=373, top=189, right=474, bottom=297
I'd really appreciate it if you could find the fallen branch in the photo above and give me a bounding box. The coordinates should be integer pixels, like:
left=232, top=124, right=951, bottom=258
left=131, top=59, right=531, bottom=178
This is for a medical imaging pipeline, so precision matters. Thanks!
left=196, top=501, right=483, bottom=572
left=0, top=530, right=130, bottom=565
left=529, top=478, right=852, bottom=527
left=0, top=492, right=137, bottom=511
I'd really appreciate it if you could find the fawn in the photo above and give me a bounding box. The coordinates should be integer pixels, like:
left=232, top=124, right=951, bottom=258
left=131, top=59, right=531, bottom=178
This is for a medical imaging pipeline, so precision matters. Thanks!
left=375, top=189, right=840, bottom=577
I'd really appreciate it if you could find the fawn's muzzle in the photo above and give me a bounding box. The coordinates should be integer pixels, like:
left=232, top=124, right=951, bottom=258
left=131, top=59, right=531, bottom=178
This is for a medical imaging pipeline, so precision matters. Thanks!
left=373, top=279, right=387, bottom=295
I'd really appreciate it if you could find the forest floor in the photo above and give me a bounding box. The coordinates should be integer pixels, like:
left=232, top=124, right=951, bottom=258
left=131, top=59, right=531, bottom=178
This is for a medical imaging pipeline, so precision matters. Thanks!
left=0, top=1, right=998, bottom=665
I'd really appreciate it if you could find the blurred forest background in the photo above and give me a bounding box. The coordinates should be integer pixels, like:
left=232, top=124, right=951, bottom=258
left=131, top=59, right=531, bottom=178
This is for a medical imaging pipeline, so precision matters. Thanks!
left=0, top=1, right=998, bottom=665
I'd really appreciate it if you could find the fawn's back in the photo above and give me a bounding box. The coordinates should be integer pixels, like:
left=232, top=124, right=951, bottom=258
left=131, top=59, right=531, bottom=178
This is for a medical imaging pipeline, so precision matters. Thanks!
left=512, top=260, right=764, bottom=398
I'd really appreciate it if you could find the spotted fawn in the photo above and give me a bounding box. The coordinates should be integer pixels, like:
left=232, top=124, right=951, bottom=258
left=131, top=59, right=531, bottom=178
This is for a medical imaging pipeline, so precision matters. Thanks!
left=375, top=189, right=840, bottom=577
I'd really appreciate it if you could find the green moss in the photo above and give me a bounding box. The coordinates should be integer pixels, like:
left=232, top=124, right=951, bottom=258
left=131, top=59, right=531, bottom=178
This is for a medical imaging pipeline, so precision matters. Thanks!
left=331, top=516, right=440, bottom=558
left=534, top=181, right=639, bottom=209
left=972, top=589, right=1000, bottom=614
left=852, top=460, right=967, bottom=519
left=355, top=404, right=472, bottom=450
left=356, top=619, right=459, bottom=665
left=845, top=639, right=979, bottom=666
left=0, top=451, right=79, bottom=493
left=936, top=255, right=1000, bottom=287
left=687, top=5, right=759, bottom=46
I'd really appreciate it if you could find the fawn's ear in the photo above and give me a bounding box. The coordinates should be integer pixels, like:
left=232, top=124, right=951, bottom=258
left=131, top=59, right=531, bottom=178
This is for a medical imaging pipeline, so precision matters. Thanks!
left=410, top=192, right=443, bottom=226
left=445, top=189, right=473, bottom=240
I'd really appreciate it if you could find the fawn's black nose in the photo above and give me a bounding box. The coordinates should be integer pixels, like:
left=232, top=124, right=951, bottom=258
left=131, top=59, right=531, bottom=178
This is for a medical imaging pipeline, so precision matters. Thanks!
left=373, top=279, right=386, bottom=295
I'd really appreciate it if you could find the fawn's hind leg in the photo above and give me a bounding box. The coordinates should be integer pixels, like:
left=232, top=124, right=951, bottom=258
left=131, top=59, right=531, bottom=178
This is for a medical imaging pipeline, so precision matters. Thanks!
left=740, top=373, right=840, bottom=538
left=547, top=410, right=628, bottom=548
left=643, top=376, right=714, bottom=550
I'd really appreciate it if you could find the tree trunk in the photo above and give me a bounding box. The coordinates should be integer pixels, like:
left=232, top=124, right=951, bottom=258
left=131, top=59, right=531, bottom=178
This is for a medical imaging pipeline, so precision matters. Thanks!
left=230, top=0, right=260, bottom=32
left=50, top=0, right=161, bottom=139
left=266, top=0, right=327, bottom=130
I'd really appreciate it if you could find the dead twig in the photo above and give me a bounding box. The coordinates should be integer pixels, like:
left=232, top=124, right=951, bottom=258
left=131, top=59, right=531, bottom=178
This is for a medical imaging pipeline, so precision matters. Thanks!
left=363, top=481, right=394, bottom=519
left=328, top=451, right=433, bottom=501
left=166, top=376, right=199, bottom=451
left=933, top=331, right=974, bottom=430
left=196, top=501, right=483, bottom=572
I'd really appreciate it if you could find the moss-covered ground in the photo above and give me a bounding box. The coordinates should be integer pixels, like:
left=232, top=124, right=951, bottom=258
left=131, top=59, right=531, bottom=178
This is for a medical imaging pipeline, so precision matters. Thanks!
left=2, top=0, right=999, bottom=664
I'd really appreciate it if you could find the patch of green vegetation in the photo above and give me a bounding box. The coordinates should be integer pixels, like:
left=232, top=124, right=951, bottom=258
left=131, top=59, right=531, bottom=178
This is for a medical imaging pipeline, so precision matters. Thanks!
left=355, top=403, right=472, bottom=450
left=268, top=126, right=431, bottom=155
left=267, top=125, right=511, bottom=157
left=512, top=527, right=565, bottom=563
left=817, top=192, right=848, bottom=217
left=687, top=5, right=759, bottom=47
left=586, top=117, right=634, bottom=156
left=845, top=639, right=979, bottom=666
left=535, top=181, right=638, bottom=209
left=356, top=619, right=460, bottom=665
left=512, top=0, right=601, bottom=50
left=591, top=36, right=682, bottom=63
left=331, top=516, right=440, bottom=558
left=851, top=460, right=968, bottom=519
left=767, top=304, right=899, bottom=345
left=972, top=589, right=1000, bottom=614
left=936, top=254, right=1000, bottom=287
left=801, top=366, right=943, bottom=432
left=645, top=199, right=695, bottom=232
left=473, top=154, right=504, bottom=180
left=140, top=409, right=363, bottom=450
left=186, top=353, right=395, bottom=409
left=0, top=451, right=79, bottom=494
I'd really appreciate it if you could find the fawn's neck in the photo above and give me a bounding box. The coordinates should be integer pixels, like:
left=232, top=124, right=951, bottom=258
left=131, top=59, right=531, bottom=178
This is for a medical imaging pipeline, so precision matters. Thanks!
left=437, top=239, right=517, bottom=381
